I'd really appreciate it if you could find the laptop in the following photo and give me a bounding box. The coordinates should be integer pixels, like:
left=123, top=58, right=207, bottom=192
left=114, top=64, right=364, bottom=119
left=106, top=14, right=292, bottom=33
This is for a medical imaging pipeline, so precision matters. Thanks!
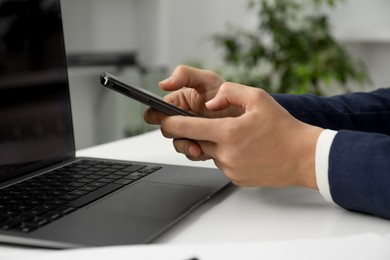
left=0, top=0, right=229, bottom=248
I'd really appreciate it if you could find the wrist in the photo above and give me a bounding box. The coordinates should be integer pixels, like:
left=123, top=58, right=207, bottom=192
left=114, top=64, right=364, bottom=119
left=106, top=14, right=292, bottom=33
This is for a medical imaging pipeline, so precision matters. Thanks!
left=296, top=124, right=323, bottom=190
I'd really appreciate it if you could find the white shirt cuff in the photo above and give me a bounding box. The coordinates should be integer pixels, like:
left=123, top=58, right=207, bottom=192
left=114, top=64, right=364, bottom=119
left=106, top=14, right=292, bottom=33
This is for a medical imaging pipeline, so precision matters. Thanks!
left=315, top=129, right=338, bottom=204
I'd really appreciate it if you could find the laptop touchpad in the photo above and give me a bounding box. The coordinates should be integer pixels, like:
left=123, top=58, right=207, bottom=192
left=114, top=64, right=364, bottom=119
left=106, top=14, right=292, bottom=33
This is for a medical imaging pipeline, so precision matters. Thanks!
left=87, top=181, right=211, bottom=220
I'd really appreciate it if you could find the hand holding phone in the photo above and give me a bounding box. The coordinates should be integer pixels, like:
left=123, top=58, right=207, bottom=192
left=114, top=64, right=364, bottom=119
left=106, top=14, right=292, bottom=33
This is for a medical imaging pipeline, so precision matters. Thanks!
left=100, top=72, right=197, bottom=117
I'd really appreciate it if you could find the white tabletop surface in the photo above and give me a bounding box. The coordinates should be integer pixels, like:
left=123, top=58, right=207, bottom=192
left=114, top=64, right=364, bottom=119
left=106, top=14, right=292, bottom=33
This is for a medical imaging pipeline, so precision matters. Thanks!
left=2, top=130, right=390, bottom=259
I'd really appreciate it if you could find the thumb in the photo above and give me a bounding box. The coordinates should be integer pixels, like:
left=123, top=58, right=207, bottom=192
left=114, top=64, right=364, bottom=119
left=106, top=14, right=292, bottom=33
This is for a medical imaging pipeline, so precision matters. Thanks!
left=205, top=82, right=253, bottom=111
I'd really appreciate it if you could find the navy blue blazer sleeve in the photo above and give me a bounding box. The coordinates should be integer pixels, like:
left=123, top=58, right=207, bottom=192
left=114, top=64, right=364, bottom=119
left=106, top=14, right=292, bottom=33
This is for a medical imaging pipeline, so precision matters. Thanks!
left=273, top=88, right=390, bottom=219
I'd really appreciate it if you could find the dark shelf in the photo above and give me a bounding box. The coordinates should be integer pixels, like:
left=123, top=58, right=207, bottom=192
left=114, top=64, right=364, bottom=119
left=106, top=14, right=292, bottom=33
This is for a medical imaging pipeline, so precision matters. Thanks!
left=66, top=52, right=138, bottom=67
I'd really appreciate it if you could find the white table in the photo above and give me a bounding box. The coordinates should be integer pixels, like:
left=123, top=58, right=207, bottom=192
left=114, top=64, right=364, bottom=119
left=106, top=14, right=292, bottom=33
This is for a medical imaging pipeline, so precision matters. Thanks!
left=2, top=130, right=390, bottom=259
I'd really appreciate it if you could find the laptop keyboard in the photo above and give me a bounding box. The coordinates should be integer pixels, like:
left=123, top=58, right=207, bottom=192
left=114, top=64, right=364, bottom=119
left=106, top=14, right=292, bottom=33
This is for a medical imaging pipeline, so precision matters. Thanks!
left=0, top=159, right=162, bottom=233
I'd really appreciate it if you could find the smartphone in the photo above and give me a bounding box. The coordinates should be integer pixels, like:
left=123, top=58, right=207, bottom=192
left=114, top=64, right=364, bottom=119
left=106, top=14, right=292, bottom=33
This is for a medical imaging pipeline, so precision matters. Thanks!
left=100, top=72, right=197, bottom=117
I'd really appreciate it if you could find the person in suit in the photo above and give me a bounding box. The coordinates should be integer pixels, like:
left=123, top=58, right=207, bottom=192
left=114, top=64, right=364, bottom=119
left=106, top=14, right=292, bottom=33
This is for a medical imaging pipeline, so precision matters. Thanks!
left=144, top=65, right=390, bottom=220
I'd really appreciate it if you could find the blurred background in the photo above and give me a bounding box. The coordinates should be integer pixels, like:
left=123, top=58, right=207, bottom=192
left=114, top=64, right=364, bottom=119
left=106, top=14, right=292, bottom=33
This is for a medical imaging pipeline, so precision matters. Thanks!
left=60, top=0, right=390, bottom=150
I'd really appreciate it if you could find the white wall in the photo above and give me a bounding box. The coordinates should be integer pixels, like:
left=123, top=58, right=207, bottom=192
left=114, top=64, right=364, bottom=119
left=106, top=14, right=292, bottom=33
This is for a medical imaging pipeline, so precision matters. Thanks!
left=62, top=0, right=390, bottom=86
left=61, top=0, right=137, bottom=53
left=61, top=0, right=256, bottom=68
left=149, top=0, right=257, bottom=69
left=326, top=0, right=390, bottom=90
left=328, top=0, right=390, bottom=42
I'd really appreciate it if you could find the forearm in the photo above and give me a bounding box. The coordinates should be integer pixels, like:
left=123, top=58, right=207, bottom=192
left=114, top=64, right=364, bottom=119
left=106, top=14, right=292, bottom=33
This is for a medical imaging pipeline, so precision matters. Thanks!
left=272, top=88, right=390, bottom=134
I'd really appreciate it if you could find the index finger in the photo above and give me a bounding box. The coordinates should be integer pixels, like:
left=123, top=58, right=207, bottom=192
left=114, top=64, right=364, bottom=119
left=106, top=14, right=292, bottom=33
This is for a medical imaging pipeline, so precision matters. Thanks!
left=160, top=65, right=224, bottom=93
left=143, top=107, right=169, bottom=125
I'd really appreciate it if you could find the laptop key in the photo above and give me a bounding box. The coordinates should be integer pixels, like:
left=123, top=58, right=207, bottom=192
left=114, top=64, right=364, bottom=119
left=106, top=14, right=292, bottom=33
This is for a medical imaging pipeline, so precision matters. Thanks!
left=14, top=224, right=39, bottom=233
left=1, top=220, right=21, bottom=230
left=47, top=199, right=68, bottom=206
left=88, top=182, right=107, bottom=188
left=25, top=208, right=47, bottom=216
left=16, top=213, right=35, bottom=222
left=121, top=164, right=146, bottom=173
left=26, top=217, right=50, bottom=227
left=52, top=206, right=76, bottom=215
left=0, top=214, right=8, bottom=222
left=69, top=190, right=89, bottom=196
left=78, top=185, right=98, bottom=192
left=41, top=212, right=62, bottom=221
left=4, top=210, right=21, bottom=217
left=68, top=183, right=122, bottom=208
left=60, top=194, right=79, bottom=201
left=123, top=175, right=140, bottom=180
left=96, top=177, right=115, bottom=183
left=113, top=179, right=134, bottom=186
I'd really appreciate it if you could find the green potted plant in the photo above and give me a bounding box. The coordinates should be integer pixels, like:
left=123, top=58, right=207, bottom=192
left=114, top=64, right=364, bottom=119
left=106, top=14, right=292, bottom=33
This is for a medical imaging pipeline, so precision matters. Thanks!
left=212, top=0, right=371, bottom=94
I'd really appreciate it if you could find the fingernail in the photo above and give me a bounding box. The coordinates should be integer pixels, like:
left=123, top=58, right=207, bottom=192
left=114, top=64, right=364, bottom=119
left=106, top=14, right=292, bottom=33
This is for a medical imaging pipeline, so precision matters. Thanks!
left=188, top=144, right=200, bottom=157
left=205, top=98, right=215, bottom=107
left=159, top=76, right=174, bottom=85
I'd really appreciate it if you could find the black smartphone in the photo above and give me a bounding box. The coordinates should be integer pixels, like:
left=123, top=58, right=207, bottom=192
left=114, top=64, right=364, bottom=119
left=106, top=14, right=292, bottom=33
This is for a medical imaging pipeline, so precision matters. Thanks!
left=100, top=72, right=197, bottom=117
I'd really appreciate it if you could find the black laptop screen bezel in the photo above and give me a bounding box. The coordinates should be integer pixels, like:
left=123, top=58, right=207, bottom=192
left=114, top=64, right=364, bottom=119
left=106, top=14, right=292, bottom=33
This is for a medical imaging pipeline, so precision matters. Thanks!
left=0, top=0, right=76, bottom=183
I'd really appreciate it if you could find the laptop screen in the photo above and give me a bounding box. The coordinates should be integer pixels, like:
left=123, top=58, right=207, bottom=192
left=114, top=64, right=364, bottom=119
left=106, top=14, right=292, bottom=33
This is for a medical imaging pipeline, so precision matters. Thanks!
left=0, top=0, right=75, bottom=182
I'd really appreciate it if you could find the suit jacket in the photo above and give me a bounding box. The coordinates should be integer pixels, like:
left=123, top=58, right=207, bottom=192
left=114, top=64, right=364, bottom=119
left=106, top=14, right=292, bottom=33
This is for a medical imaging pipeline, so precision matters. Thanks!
left=273, top=88, right=390, bottom=219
